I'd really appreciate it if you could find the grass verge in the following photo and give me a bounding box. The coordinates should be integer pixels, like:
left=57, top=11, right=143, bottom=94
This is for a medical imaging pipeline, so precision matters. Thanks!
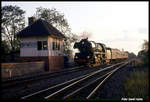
left=124, top=67, right=149, bottom=100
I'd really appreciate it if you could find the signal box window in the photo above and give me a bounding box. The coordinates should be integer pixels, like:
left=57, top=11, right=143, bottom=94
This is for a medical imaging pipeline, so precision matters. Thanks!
left=52, top=42, right=55, bottom=50
left=37, top=41, right=48, bottom=50
left=43, top=41, right=48, bottom=50
left=37, top=41, right=42, bottom=50
left=52, top=39, right=61, bottom=50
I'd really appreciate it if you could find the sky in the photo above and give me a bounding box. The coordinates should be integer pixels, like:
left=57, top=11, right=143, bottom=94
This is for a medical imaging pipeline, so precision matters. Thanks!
left=1, top=1, right=149, bottom=55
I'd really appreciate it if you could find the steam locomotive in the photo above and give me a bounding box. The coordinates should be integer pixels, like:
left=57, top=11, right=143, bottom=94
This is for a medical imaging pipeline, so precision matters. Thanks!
left=73, top=38, right=128, bottom=66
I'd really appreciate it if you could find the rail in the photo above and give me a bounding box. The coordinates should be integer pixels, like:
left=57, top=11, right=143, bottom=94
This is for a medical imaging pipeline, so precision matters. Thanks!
left=2, top=66, right=86, bottom=88
left=21, top=62, right=126, bottom=99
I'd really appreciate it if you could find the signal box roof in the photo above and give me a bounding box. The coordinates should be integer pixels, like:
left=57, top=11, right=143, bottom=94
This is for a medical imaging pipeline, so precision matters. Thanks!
left=16, top=19, right=65, bottom=38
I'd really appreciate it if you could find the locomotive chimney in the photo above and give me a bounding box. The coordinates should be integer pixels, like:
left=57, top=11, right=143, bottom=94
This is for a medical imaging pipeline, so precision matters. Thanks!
left=28, top=17, right=36, bottom=26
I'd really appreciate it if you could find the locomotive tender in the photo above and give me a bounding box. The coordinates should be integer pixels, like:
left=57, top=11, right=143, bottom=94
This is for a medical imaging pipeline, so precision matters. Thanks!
left=73, top=38, right=128, bottom=66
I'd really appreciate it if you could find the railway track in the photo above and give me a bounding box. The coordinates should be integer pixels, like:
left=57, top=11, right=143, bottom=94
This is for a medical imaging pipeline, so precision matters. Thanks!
left=2, top=66, right=87, bottom=88
left=21, top=61, right=129, bottom=99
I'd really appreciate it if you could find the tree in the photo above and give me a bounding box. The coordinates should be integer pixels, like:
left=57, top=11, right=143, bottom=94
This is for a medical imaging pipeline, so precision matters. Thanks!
left=137, top=40, right=149, bottom=65
left=124, top=51, right=136, bottom=59
left=1, top=5, right=25, bottom=53
left=1, top=40, right=10, bottom=62
left=142, top=40, right=148, bottom=51
left=34, top=7, right=79, bottom=55
left=1, top=40, right=10, bottom=54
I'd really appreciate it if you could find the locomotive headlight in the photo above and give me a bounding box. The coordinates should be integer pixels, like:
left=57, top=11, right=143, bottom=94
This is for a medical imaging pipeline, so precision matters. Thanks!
left=75, top=56, right=78, bottom=58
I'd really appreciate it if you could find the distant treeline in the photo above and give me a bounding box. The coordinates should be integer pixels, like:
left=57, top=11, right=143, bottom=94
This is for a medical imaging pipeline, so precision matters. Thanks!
left=124, top=51, right=136, bottom=59
left=137, top=40, right=149, bottom=66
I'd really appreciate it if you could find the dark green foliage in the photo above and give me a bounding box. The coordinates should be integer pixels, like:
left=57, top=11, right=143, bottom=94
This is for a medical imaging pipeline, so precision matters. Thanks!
left=1, top=40, right=10, bottom=54
left=124, top=40, right=149, bottom=100
left=137, top=40, right=149, bottom=66
left=1, top=5, right=25, bottom=52
left=1, top=40, right=10, bottom=62
left=35, top=7, right=69, bottom=33
left=1, top=5, right=25, bottom=62
left=124, top=51, right=136, bottom=59
left=124, top=69, right=149, bottom=100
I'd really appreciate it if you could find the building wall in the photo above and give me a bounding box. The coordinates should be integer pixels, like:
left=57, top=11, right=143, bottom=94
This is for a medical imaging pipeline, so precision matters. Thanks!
left=48, top=56, right=64, bottom=70
left=20, top=36, right=48, bottom=56
left=1, top=61, right=45, bottom=78
left=20, top=36, right=64, bottom=57
left=47, top=36, right=64, bottom=56
left=48, top=36, right=64, bottom=70
left=17, top=56, right=49, bottom=71
left=20, top=35, right=64, bottom=71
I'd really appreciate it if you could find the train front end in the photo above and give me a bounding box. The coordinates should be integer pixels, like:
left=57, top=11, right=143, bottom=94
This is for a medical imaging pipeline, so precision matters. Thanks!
left=73, top=38, right=94, bottom=66
left=74, top=53, right=88, bottom=65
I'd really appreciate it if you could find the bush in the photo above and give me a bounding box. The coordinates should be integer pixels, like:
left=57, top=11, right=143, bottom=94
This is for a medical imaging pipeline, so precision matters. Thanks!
left=124, top=69, right=149, bottom=100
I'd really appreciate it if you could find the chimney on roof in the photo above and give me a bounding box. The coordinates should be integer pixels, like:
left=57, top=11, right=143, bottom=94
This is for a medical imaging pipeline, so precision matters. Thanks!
left=28, top=17, right=36, bottom=26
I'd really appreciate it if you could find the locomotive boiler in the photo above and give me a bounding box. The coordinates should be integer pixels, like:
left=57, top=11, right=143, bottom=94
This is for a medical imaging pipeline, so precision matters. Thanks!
left=73, top=38, right=128, bottom=66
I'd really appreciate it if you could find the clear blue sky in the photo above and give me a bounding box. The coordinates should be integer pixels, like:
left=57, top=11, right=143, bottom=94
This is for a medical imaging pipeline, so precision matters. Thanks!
left=2, top=1, right=148, bottom=55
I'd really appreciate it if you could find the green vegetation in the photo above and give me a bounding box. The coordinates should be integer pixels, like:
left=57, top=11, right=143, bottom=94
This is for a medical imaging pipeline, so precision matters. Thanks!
left=2, top=5, right=25, bottom=52
left=124, top=40, right=149, bottom=100
left=1, top=5, right=25, bottom=62
left=137, top=40, right=149, bottom=66
left=124, top=68, right=149, bottom=100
